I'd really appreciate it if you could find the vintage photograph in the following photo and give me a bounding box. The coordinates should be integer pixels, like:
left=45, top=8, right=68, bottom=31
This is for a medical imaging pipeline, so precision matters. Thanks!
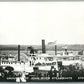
left=0, top=1, right=84, bottom=82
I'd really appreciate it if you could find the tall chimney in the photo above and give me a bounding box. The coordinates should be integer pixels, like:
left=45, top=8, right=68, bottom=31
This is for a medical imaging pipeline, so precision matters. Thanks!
left=18, top=45, right=20, bottom=61
left=55, top=45, right=57, bottom=55
left=42, top=39, right=46, bottom=53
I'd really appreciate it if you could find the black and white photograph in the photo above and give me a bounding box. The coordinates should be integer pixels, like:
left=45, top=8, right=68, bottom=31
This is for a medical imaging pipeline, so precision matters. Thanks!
left=0, top=1, right=84, bottom=82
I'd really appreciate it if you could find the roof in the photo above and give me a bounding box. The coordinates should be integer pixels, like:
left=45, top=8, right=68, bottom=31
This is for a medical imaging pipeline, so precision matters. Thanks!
left=37, top=54, right=54, bottom=57
left=14, top=53, right=29, bottom=62
left=0, top=54, right=14, bottom=58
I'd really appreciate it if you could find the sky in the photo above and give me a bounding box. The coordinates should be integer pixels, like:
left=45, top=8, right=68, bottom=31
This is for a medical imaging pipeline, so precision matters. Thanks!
left=0, top=2, right=84, bottom=45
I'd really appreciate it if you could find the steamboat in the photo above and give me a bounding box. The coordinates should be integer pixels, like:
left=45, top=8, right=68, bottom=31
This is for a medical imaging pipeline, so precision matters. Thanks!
left=0, top=40, right=84, bottom=82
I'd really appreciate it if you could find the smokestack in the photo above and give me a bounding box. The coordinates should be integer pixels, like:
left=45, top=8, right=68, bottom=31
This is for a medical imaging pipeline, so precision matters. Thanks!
left=55, top=45, right=57, bottom=55
left=18, top=45, right=20, bottom=61
left=42, top=39, right=46, bottom=53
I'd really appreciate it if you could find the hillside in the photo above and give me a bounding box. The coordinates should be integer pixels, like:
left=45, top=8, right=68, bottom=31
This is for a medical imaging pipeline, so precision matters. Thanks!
left=0, top=44, right=84, bottom=51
